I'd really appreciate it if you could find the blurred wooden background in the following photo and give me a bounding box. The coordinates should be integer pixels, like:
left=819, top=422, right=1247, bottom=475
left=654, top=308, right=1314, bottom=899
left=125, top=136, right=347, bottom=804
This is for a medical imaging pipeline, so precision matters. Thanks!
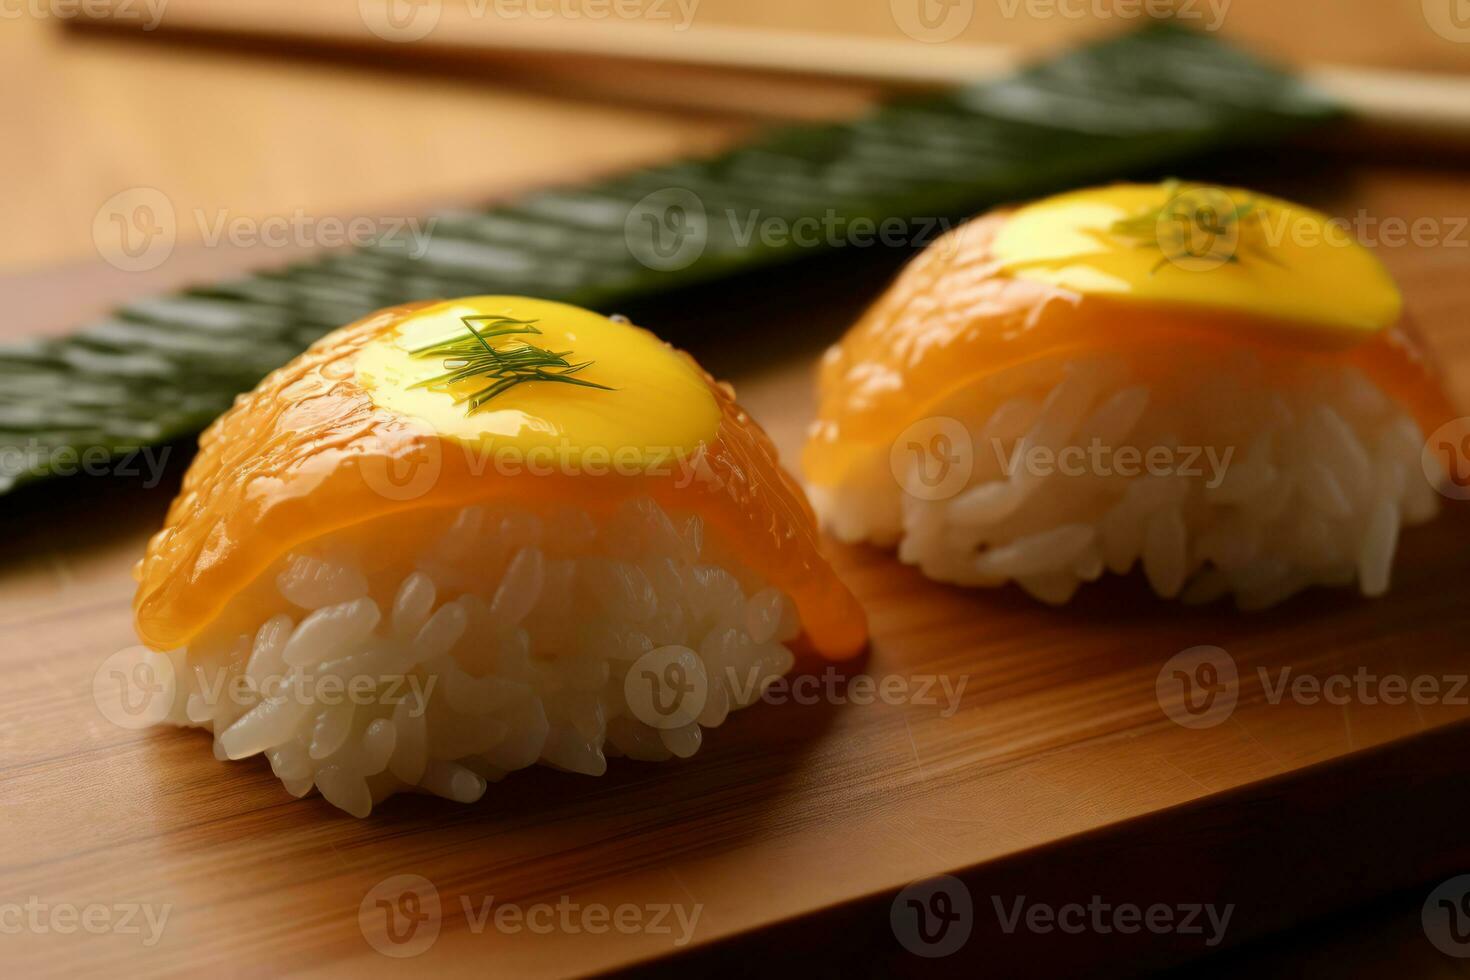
left=4, top=0, right=1470, bottom=272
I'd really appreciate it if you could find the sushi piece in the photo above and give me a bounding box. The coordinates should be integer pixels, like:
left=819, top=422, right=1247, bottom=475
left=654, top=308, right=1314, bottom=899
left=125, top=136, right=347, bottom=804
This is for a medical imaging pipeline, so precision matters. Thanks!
left=131, top=296, right=866, bottom=816
left=804, top=182, right=1456, bottom=608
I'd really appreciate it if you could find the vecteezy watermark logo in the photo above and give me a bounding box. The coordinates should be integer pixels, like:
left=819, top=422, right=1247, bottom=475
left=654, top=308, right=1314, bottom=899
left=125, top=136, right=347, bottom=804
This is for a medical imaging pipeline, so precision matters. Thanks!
left=729, top=211, right=954, bottom=251
left=890, top=0, right=974, bottom=42
left=0, top=441, right=171, bottom=489
left=1253, top=210, right=1470, bottom=251
left=891, top=875, right=973, bottom=957
left=361, top=0, right=700, bottom=38
left=94, top=192, right=437, bottom=272
left=993, top=439, right=1234, bottom=489
left=1424, top=417, right=1470, bottom=500
left=93, top=187, right=177, bottom=273
left=891, top=417, right=974, bottom=501
left=624, top=188, right=708, bottom=272
left=1423, top=0, right=1470, bottom=42
left=189, top=665, right=439, bottom=713
left=1145, top=185, right=1242, bottom=273
left=992, top=895, right=1233, bottom=947
left=994, top=0, right=1230, bottom=31
left=194, top=210, right=437, bottom=256
left=358, top=425, right=445, bottom=502
left=462, top=896, right=702, bottom=944
left=1135, top=184, right=1461, bottom=267
left=359, top=0, right=441, bottom=41
left=354, top=434, right=727, bottom=502
left=1423, top=875, right=1470, bottom=957
left=625, top=646, right=708, bottom=729
left=1, top=0, right=169, bottom=30
left=1259, top=667, right=1468, bottom=707
left=625, top=194, right=955, bottom=270
left=1156, top=646, right=1238, bottom=729
left=0, top=898, right=173, bottom=947
left=360, top=874, right=442, bottom=958
left=752, top=669, right=969, bottom=718
left=93, top=647, right=176, bottom=730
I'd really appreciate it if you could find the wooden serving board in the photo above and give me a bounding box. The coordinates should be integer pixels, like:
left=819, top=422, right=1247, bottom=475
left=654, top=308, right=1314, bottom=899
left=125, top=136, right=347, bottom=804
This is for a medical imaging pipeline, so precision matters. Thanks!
left=3, top=160, right=1470, bottom=978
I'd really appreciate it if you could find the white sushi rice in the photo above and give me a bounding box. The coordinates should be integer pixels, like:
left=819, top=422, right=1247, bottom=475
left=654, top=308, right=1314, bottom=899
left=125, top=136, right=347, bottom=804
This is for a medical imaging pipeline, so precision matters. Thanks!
left=155, top=497, right=800, bottom=816
left=811, top=348, right=1443, bottom=609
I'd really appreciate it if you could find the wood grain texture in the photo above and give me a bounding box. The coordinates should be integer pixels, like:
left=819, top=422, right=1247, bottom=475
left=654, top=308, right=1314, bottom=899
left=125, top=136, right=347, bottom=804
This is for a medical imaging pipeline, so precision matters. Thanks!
left=0, top=15, right=752, bottom=272
left=2, top=158, right=1469, bottom=976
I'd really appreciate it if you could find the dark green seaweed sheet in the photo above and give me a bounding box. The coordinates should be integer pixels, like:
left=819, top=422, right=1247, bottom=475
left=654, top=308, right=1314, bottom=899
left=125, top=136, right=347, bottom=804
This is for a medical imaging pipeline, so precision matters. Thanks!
left=0, top=24, right=1339, bottom=495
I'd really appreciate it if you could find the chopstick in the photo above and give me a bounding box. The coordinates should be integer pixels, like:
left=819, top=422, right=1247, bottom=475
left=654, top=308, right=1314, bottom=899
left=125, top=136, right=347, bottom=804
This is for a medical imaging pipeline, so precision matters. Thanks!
left=67, top=0, right=1470, bottom=141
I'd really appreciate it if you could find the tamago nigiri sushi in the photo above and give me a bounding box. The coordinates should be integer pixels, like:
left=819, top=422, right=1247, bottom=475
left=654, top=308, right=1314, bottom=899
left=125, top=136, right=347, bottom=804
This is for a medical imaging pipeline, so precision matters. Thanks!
left=804, top=182, right=1455, bottom=608
left=130, top=297, right=866, bottom=816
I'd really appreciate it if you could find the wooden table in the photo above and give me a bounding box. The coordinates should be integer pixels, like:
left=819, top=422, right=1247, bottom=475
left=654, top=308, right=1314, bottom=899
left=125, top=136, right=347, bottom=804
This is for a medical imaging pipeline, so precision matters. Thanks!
left=4, top=7, right=1470, bottom=978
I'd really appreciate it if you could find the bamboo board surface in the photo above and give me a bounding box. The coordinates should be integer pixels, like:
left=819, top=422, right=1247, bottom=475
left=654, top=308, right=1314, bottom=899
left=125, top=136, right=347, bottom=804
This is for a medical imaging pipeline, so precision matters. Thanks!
left=3, top=162, right=1470, bottom=978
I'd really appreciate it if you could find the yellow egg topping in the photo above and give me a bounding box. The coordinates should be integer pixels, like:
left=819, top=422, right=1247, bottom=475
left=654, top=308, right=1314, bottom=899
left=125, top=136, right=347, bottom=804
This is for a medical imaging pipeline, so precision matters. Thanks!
left=991, top=182, right=1402, bottom=341
left=356, top=297, right=721, bottom=467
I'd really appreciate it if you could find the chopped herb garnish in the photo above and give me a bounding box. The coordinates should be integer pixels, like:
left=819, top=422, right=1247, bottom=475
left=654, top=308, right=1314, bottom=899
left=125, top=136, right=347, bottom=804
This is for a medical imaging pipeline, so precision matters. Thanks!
left=409, top=315, right=613, bottom=414
left=1110, top=179, right=1279, bottom=273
